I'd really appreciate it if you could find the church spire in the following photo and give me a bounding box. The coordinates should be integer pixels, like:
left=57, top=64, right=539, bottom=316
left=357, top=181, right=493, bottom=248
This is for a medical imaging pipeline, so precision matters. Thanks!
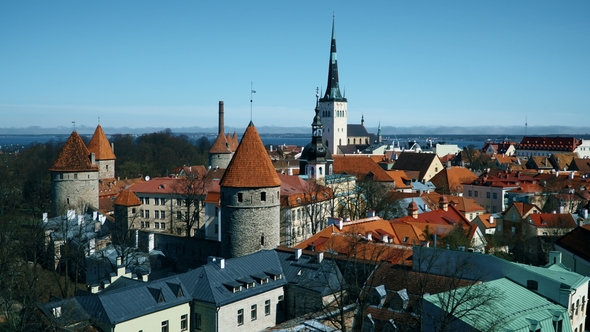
left=321, top=16, right=346, bottom=102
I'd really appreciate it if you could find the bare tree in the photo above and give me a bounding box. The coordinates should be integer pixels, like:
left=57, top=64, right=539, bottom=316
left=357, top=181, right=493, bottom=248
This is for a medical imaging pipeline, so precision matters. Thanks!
left=301, top=180, right=334, bottom=236
left=172, top=173, right=210, bottom=237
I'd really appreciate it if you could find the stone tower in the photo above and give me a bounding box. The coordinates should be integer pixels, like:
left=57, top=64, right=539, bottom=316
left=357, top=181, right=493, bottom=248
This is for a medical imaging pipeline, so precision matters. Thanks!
left=209, top=101, right=239, bottom=169
left=300, top=91, right=333, bottom=184
left=50, top=131, right=99, bottom=215
left=87, top=124, right=116, bottom=179
left=219, top=122, right=282, bottom=258
left=113, top=189, right=142, bottom=233
left=320, top=17, right=348, bottom=153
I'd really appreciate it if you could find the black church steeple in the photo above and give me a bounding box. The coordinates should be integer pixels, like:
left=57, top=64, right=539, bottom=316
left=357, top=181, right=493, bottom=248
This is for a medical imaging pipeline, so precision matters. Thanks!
left=321, top=16, right=346, bottom=102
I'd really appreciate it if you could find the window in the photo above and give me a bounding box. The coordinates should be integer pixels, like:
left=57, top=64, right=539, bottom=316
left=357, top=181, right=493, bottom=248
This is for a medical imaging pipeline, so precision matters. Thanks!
left=141, top=210, right=145, bottom=218
left=261, top=192, right=266, bottom=201
left=161, top=198, right=166, bottom=205
left=468, top=190, right=472, bottom=197
left=238, top=193, right=243, bottom=202
left=261, top=234, right=265, bottom=246
left=474, top=191, right=478, bottom=197
left=526, top=280, right=538, bottom=290
left=493, top=192, right=498, bottom=199
left=154, top=211, right=159, bottom=219
left=251, top=304, right=257, bottom=320
left=237, top=309, right=244, bottom=325
left=160, top=211, right=165, bottom=219
left=141, top=221, right=145, bottom=228
left=145, top=198, right=150, bottom=205
left=74, top=173, right=78, bottom=179
left=161, top=223, right=166, bottom=230
left=161, top=320, right=168, bottom=332
left=278, top=295, right=284, bottom=311
left=194, top=313, right=201, bottom=330
left=145, top=221, right=150, bottom=228
left=155, top=222, right=160, bottom=229
left=177, top=211, right=182, bottom=220
left=181, top=314, right=188, bottom=330
left=176, top=199, right=182, bottom=206
left=486, top=192, right=490, bottom=199
left=145, top=210, right=150, bottom=218
left=155, top=198, right=159, bottom=206
left=265, top=300, right=271, bottom=316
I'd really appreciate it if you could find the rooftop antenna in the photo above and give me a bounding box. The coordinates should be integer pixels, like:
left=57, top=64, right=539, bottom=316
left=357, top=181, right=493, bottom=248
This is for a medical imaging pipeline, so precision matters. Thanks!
left=72, top=121, right=76, bottom=131
left=250, top=82, right=256, bottom=122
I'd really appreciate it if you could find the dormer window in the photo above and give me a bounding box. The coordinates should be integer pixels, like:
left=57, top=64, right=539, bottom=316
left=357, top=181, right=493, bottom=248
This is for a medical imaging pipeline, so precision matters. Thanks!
left=52, top=306, right=62, bottom=318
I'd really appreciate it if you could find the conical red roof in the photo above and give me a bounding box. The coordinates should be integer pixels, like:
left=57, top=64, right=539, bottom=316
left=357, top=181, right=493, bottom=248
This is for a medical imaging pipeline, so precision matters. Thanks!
left=50, top=131, right=98, bottom=172
left=220, top=122, right=281, bottom=188
left=113, top=190, right=141, bottom=206
left=87, top=124, right=116, bottom=160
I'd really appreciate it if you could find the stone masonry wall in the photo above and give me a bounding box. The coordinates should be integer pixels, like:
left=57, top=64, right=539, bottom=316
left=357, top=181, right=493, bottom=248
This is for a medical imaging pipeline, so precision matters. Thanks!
left=51, top=171, right=98, bottom=215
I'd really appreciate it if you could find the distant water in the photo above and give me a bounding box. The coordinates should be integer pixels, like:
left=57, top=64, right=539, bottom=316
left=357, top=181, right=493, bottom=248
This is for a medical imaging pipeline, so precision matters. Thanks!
left=0, top=134, right=488, bottom=150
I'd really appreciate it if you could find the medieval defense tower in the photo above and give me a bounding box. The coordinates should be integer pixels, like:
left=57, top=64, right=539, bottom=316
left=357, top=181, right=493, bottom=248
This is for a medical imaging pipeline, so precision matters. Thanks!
left=87, top=124, right=116, bottom=179
left=50, top=131, right=99, bottom=215
left=320, top=17, right=348, bottom=153
left=219, top=122, right=282, bottom=258
left=209, top=101, right=238, bottom=169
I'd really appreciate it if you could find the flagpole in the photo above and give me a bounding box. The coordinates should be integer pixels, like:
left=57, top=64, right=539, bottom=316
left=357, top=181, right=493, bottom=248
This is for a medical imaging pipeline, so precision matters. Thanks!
left=250, top=82, right=256, bottom=122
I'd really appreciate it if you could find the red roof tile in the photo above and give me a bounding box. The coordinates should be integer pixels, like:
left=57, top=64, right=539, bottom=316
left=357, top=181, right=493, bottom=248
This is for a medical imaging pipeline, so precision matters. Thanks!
left=220, top=122, right=281, bottom=188
left=50, top=131, right=99, bottom=172
left=113, top=190, right=141, bottom=206
left=87, top=124, right=116, bottom=160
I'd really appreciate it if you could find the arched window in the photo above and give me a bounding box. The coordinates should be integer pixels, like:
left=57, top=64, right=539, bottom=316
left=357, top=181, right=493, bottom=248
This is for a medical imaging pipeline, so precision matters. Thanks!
left=319, top=167, right=323, bottom=175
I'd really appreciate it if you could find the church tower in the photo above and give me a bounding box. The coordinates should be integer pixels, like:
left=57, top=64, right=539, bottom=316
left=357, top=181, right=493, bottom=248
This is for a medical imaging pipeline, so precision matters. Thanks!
left=300, top=90, right=333, bottom=184
left=219, top=122, right=282, bottom=258
left=87, top=124, right=116, bottom=179
left=320, top=17, right=347, bottom=153
left=50, top=131, right=99, bottom=215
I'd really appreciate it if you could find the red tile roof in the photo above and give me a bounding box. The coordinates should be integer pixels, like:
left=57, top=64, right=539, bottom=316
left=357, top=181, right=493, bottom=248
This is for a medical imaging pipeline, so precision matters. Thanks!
left=332, top=155, right=393, bottom=182
left=278, top=173, right=332, bottom=208
left=113, top=190, right=141, bottom=206
left=220, top=122, right=281, bottom=188
left=430, top=167, right=478, bottom=193
left=209, top=131, right=238, bottom=154
left=527, top=213, right=577, bottom=228
left=129, top=177, right=220, bottom=195
left=518, top=136, right=581, bottom=152
left=50, top=131, right=99, bottom=172
left=87, top=124, right=116, bottom=160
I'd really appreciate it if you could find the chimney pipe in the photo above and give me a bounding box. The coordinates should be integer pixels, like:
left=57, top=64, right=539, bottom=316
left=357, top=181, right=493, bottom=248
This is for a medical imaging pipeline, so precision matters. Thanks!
left=218, top=101, right=224, bottom=135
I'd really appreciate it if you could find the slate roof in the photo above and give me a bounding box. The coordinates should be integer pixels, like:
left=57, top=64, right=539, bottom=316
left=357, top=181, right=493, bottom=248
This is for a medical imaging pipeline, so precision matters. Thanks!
left=50, top=131, right=99, bottom=172
left=347, top=124, right=369, bottom=137
left=555, top=225, right=590, bottom=262
left=220, top=122, right=281, bottom=188
left=177, top=250, right=287, bottom=306
left=87, top=124, right=116, bottom=160
left=77, top=276, right=190, bottom=325
left=391, top=152, right=440, bottom=181
left=275, top=248, right=346, bottom=297
left=38, top=297, right=91, bottom=329
left=113, top=190, right=141, bottom=206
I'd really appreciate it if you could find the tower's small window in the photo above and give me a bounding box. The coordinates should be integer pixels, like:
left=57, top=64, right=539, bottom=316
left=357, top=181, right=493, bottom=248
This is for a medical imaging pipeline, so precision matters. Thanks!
left=74, top=173, right=78, bottom=179
left=238, top=193, right=243, bottom=202
left=261, top=192, right=266, bottom=201
left=261, top=233, right=265, bottom=246
left=106, top=165, right=109, bottom=170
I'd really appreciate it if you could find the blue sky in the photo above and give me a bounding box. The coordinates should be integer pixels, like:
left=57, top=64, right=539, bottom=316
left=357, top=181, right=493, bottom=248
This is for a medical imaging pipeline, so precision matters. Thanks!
left=1, top=1, right=589, bottom=131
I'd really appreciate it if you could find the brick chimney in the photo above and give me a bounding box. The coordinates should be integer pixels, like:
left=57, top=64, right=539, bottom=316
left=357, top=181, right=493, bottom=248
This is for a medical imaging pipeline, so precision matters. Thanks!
left=439, top=195, right=449, bottom=212
left=218, top=101, right=224, bottom=135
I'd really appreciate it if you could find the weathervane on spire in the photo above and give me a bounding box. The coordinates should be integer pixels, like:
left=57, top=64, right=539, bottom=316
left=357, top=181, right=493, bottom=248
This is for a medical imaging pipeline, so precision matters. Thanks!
left=72, top=121, right=76, bottom=131
left=250, top=82, right=256, bottom=122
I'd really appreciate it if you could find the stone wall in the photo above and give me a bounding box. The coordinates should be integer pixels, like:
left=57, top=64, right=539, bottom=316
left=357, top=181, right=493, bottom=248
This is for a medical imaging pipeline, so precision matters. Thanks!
left=220, top=186, right=281, bottom=258
left=209, top=153, right=233, bottom=169
left=97, top=159, right=115, bottom=179
left=51, top=171, right=98, bottom=215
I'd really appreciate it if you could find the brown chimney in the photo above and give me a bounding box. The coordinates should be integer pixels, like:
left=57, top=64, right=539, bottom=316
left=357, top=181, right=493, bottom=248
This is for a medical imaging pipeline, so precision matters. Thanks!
left=218, top=101, right=224, bottom=135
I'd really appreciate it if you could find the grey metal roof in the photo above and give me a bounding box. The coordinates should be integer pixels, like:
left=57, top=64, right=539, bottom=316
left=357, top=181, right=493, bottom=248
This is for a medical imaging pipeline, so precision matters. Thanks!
left=77, top=275, right=190, bottom=325
left=276, top=250, right=345, bottom=296
left=178, top=250, right=287, bottom=306
left=38, top=297, right=90, bottom=328
left=347, top=124, right=369, bottom=137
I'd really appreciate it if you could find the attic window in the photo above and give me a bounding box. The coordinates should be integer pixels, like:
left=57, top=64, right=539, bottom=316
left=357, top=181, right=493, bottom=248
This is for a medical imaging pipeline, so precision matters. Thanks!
left=526, top=280, right=538, bottom=290
left=403, top=237, right=409, bottom=243
left=159, top=184, right=165, bottom=189
left=296, top=198, right=301, bottom=204
left=52, top=306, right=62, bottom=318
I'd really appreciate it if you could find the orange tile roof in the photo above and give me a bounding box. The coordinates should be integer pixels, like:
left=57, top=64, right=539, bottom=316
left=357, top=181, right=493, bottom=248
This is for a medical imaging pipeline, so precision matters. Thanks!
left=129, top=177, right=220, bottom=195
left=528, top=213, right=576, bottom=228
left=384, top=170, right=411, bottom=189
left=430, top=167, right=478, bottom=193
left=113, top=190, right=141, bottom=206
left=220, top=122, right=281, bottom=188
left=421, top=192, right=484, bottom=214
left=50, top=131, right=99, bottom=172
left=209, top=130, right=237, bottom=154
left=474, top=214, right=497, bottom=229
left=518, top=136, right=581, bottom=152
left=332, top=155, right=393, bottom=182
left=98, top=177, right=144, bottom=198
left=87, top=124, right=116, bottom=160
left=278, top=173, right=332, bottom=207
